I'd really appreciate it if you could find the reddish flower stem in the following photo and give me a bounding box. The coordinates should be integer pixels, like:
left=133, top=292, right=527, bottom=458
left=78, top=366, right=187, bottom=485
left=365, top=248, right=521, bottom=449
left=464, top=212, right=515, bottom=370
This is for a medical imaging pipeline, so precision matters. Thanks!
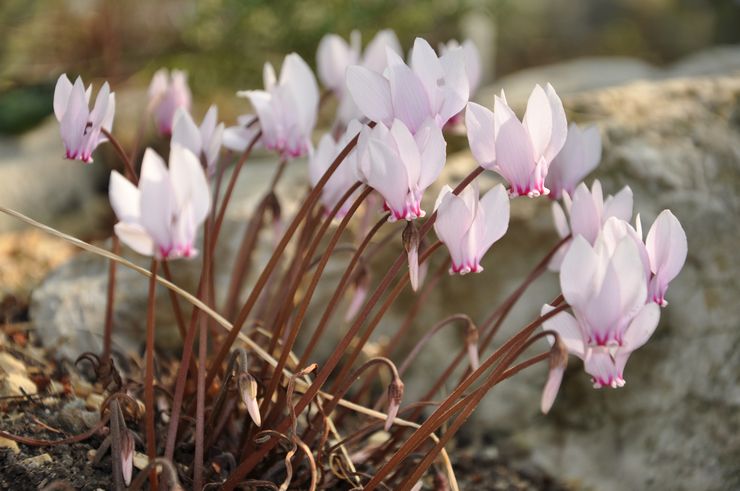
left=394, top=336, right=555, bottom=490
left=259, top=185, right=370, bottom=419
left=209, top=130, right=262, bottom=251
left=205, top=129, right=363, bottom=393
left=414, top=235, right=570, bottom=414
left=101, top=128, right=138, bottom=184
left=143, top=258, right=159, bottom=491
left=297, top=215, right=388, bottom=367
left=101, top=236, right=120, bottom=365
left=221, top=167, right=484, bottom=489
left=363, top=304, right=569, bottom=490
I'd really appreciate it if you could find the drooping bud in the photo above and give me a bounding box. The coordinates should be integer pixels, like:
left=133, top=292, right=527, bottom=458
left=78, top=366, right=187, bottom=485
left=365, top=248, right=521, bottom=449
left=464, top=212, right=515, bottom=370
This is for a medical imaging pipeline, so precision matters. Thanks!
left=403, top=221, right=421, bottom=292
left=466, top=323, right=480, bottom=371
left=385, top=377, right=404, bottom=431
left=237, top=372, right=261, bottom=427
left=120, top=428, right=135, bottom=486
left=541, top=335, right=569, bottom=414
left=265, top=191, right=283, bottom=248
left=433, top=469, right=450, bottom=491
left=345, top=264, right=370, bottom=322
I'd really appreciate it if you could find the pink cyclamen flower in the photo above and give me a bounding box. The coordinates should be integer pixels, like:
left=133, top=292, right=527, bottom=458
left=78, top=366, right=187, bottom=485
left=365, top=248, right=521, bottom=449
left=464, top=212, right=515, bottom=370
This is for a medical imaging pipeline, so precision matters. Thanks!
left=545, top=123, right=602, bottom=200
left=172, top=106, right=224, bottom=176
left=645, top=210, right=687, bottom=306
left=317, top=29, right=402, bottom=125
left=357, top=118, right=446, bottom=221
left=550, top=179, right=633, bottom=270
left=346, top=37, right=469, bottom=133
left=466, top=84, right=567, bottom=197
left=309, top=119, right=363, bottom=217
left=237, top=53, right=319, bottom=159
left=543, top=219, right=661, bottom=389
left=109, top=145, right=210, bottom=260
left=148, top=68, right=192, bottom=136
left=54, top=74, right=115, bottom=163
left=433, top=183, right=509, bottom=274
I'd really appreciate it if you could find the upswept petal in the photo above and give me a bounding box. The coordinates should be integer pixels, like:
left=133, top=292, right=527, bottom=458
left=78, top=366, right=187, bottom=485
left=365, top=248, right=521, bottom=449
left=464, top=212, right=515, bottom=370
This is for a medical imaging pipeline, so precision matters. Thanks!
left=622, top=302, right=660, bottom=352
left=646, top=210, right=687, bottom=283
left=114, top=222, right=155, bottom=257
left=493, top=95, right=535, bottom=189
left=560, top=235, right=598, bottom=309
left=410, top=37, right=445, bottom=113
left=366, top=138, right=411, bottom=217
left=478, top=184, right=509, bottom=255
left=138, top=149, right=174, bottom=253
left=434, top=186, right=475, bottom=266
left=437, top=46, right=470, bottom=124
left=280, top=53, right=319, bottom=133
left=171, top=108, right=203, bottom=157
left=169, top=144, right=210, bottom=225
left=541, top=304, right=585, bottom=358
left=387, top=62, right=432, bottom=133
left=109, top=171, right=141, bottom=223
left=317, top=34, right=354, bottom=91
left=346, top=66, right=394, bottom=126
left=53, top=74, right=73, bottom=121
left=546, top=123, right=602, bottom=199
left=362, top=30, right=402, bottom=73
left=569, top=183, right=600, bottom=243
left=465, top=102, right=495, bottom=168
left=414, top=119, right=446, bottom=190
left=603, top=185, right=633, bottom=222
left=390, top=119, right=422, bottom=189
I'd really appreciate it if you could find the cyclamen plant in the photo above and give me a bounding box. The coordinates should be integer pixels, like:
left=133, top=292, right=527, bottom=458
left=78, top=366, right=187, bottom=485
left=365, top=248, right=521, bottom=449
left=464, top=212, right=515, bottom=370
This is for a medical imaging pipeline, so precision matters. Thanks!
left=3, top=29, right=688, bottom=491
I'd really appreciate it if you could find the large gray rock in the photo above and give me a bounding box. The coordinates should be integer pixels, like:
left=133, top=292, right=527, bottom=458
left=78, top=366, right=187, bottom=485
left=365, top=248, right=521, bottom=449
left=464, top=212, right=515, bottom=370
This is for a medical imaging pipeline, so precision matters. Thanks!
left=0, top=121, right=107, bottom=235
left=465, top=74, right=740, bottom=491
left=28, top=155, right=309, bottom=360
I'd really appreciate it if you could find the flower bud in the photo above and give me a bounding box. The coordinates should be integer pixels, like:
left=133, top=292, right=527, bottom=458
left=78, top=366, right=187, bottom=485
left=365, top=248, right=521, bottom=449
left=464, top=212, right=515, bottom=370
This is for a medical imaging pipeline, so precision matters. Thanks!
left=466, top=323, right=480, bottom=371
left=237, top=373, right=261, bottom=427
left=345, top=264, right=370, bottom=322
left=121, top=428, right=135, bottom=486
left=403, top=222, right=421, bottom=292
left=385, top=377, right=404, bottom=431
left=541, top=335, right=569, bottom=414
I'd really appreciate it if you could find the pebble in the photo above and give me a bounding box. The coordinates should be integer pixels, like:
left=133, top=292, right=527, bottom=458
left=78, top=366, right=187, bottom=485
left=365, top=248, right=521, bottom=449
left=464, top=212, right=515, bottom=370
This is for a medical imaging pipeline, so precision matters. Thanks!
left=0, top=436, right=20, bottom=455
left=20, top=453, right=53, bottom=467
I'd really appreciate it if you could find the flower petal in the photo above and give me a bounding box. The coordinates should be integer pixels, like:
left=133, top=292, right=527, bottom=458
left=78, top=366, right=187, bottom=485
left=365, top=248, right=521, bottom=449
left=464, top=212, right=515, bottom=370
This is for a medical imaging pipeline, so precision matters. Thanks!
left=346, top=65, right=394, bottom=126
left=465, top=102, right=495, bottom=168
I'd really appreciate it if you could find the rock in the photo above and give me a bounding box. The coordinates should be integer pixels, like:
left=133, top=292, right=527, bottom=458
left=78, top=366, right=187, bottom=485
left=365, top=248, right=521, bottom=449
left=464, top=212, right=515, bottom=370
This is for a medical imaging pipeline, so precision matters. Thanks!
left=0, top=229, right=77, bottom=298
left=0, top=436, right=20, bottom=455
left=20, top=453, right=53, bottom=467
left=28, top=155, right=307, bottom=360
left=0, top=120, right=108, bottom=236
left=478, top=45, right=740, bottom=109
left=58, top=399, right=99, bottom=433
left=463, top=74, right=740, bottom=491
left=0, top=351, right=37, bottom=397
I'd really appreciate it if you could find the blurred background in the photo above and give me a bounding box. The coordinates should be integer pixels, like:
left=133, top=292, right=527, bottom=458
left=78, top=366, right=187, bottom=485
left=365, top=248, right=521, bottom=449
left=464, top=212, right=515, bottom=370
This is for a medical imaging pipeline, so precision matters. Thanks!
left=1, top=0, right=739, bottom=133
left=1, top=1, right=739, bottom=490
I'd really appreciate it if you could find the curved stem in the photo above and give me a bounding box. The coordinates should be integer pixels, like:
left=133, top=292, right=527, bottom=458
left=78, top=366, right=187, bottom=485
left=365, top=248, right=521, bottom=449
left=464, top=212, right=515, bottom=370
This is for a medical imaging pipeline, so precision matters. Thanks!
left=205, top=128, right=363, bottom=392
left=394, top=334, right=556, bottom=491
left=260, top=185, right=369, bottom=417
left=397, top=314, right=476, bottom=377
left=101, top=128, right=138, bottom=184
left=143, top=258, right=159, bottom=491
left=209, top=130, right=262, bottom=251
left=221, top=168, right=484, bottom=490
left=297, top=215, right=388, bottom=367
left=363, top=304, right=569, bottom=490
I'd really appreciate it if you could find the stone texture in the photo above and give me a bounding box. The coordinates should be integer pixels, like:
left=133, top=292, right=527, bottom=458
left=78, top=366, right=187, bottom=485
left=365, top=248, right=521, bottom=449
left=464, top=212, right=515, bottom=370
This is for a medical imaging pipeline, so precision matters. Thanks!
left=464, top=74, right=740, bottom=491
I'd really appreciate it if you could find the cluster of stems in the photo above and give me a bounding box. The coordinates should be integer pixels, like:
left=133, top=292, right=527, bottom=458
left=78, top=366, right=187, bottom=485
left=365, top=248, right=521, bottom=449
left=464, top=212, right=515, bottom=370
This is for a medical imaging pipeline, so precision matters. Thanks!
left=5, top=117, right=569, bottom=491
